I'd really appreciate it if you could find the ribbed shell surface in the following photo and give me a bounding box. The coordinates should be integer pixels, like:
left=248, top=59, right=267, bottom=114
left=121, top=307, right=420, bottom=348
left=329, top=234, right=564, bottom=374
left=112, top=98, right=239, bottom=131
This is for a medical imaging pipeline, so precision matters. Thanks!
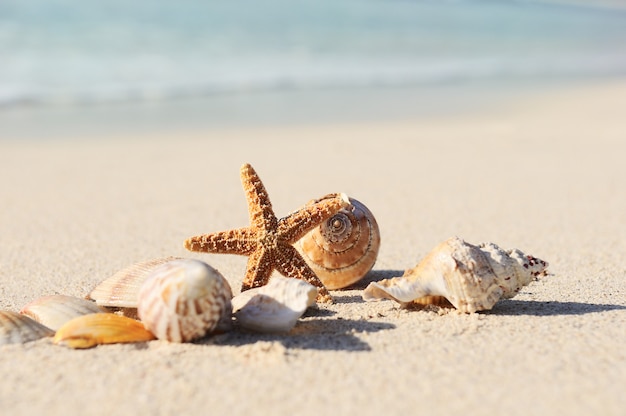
left=137, top=259, right=232, bottom=342
left=0, top=310, right=55, bottom=345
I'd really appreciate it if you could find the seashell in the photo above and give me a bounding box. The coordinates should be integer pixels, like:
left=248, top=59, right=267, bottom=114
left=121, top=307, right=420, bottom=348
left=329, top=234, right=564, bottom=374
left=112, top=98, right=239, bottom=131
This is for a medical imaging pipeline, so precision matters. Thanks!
left=408, top=295, right=454, bottom=309
left=363, top=236, right=549, bottom=313
left=137, top=259, right=233, bottom=342
left=0, top=310, right=55, bottom=345
left=232, top=276, right=317, bottom=333
left=296, top=194, right=380, bottom=290
left=89, top=257, right=182, bottom=308
left=53, top=313, right=156, bottom=349
left=20, top=295, right=108, bottom=331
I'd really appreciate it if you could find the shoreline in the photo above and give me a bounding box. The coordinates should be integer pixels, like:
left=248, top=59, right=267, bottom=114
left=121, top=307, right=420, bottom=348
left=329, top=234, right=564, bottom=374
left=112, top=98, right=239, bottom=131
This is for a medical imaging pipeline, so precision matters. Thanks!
left=2, top=75, right=623, bottom=141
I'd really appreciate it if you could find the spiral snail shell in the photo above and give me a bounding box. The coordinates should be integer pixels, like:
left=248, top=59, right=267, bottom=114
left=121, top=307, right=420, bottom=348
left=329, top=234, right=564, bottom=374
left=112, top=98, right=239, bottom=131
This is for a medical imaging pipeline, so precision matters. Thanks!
left=296, top=194, right=380, bottom=290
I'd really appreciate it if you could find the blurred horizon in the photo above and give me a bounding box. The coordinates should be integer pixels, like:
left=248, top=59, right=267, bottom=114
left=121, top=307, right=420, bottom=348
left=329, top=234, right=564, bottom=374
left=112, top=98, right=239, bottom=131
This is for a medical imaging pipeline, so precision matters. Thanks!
left=1, top=0, right=626, bottom=138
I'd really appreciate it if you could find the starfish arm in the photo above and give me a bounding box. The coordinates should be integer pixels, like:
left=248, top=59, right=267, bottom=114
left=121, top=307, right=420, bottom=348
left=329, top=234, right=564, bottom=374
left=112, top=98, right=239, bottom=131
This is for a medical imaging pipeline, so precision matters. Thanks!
left=184, top=227, right=257, bottom=255
left=274, top=244, right=332, bottom=302
left=241, top=247, right=274, bottom=291
left=278, top=193, right=350, bottom=244
left=240, top=163, right=278, bottom=231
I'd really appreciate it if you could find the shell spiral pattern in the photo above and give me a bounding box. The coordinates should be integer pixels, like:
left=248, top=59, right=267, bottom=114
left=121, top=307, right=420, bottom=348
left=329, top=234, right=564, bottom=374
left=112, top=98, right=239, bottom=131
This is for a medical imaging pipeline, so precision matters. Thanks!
left=296, top=194, right=380, bottom=290
left=137, top=259, right=233, bottom=343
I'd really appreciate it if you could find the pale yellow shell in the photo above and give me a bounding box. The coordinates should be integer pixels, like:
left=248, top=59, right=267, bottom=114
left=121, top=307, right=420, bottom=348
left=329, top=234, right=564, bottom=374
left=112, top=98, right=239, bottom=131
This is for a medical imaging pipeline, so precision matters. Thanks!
left=363, top=237, right=549, bottom=313
left=20, top=295, right=108, bottom=331
left=53, top=313, right=156, bottom=349
left=232, top=276, right=317, bottom=333
left=137, top=259, right=233, bottom=343
left=296, top=195, right=380, bottom=290
left=0, top=310, right=55, bottom=345
left=88, top=257, right=182, bottom=308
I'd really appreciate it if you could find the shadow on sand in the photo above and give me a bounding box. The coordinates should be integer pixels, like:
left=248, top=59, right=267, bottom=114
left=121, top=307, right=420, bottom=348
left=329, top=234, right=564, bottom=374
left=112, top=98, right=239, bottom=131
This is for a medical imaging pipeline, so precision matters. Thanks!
left=194, top=270, right=401, bottom=352
left=486, top=299, right=626, bottom=316
left=341, top=269, right=405, bottom=291
left=209, top=318, right=395, bottom=352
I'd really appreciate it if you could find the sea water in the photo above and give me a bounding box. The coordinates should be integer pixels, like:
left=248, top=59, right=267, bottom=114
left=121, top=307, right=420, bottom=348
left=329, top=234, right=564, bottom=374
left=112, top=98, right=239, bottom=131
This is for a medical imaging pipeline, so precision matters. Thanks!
left=1, top=0, right=626, bottom=137
left=2, top=0, right=626, bottom=108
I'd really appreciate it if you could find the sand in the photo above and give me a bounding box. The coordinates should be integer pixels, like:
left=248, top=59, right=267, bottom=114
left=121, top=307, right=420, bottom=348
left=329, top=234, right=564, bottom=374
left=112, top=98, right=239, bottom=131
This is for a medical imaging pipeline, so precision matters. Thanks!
left=0, top=80, right=624, bottom=415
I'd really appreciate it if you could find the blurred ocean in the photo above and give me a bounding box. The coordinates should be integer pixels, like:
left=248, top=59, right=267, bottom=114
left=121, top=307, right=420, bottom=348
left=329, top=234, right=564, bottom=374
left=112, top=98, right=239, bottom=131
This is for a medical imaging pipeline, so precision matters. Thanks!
left=2, top=0, right=626, bottom=109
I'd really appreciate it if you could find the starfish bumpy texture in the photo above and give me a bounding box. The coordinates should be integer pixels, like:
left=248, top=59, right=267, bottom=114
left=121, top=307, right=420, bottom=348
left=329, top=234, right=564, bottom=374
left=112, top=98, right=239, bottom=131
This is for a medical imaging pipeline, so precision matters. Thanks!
left=184, top=163, right=350, bottom=303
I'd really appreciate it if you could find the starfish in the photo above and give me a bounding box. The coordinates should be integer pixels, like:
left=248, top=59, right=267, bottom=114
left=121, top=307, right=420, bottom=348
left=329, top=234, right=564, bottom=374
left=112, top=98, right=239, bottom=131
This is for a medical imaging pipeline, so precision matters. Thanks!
left=184, top=163, right=350, bottom=303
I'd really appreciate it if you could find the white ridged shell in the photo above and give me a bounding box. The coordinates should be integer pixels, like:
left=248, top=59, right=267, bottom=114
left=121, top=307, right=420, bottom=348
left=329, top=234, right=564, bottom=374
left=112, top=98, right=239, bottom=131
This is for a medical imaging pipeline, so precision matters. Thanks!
left=363, top=236, right=549, bottom=313
left=89, top=257, right=182, bottom=308
left=232, top=276, right=317, bottom=333
left=137, top=259, right=233, bottom=342
left=296, top=195, right=380, bottom=290
left=20, top=295, right=108, bottom=331
left=0, top=310, right=55, bottom=345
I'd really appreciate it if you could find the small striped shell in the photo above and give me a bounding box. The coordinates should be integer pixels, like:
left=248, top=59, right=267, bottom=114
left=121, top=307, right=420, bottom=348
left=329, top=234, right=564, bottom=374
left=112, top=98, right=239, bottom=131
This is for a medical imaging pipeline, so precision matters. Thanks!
left=137, top=259, right=233, bottom=342
left=0, top=310, right=55, bottom=345
left=296, top=195, right=380, bottom=290
left=20, top=295, right=108, bottom=331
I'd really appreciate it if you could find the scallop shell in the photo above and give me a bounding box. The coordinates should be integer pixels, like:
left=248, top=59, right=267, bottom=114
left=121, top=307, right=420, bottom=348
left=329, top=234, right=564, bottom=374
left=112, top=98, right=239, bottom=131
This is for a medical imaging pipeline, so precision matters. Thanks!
left=137, top=259, right=233, bottom=342
left=88, top=257, right=182, bottom=308
left=296, top=194, right=380, bottom=290
left=20, top=295, right=108, bottom=331
left=232, top=276, right=317, bottom=333
left=0, top=310, right=55, bottom=345
left=363, top=236, right=549, bottom=313
left=53, top=313, right=156, bottom=349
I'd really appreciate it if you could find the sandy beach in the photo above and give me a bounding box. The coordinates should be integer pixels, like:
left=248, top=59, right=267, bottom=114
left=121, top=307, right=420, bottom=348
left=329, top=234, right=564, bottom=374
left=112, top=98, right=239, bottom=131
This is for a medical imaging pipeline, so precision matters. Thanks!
left=0, top=79, right=625, bottom=415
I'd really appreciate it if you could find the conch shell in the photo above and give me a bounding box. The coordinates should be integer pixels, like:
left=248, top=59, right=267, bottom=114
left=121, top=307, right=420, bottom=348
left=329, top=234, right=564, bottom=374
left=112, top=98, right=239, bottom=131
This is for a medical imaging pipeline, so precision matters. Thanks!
left=296, top=194, right=380, bottom=289
left=363, top=237, right=548, bottom=313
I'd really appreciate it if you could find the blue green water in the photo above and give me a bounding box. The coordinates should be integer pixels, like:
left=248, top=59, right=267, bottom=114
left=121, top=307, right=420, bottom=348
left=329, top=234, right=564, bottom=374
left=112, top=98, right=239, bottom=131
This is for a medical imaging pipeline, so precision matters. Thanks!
left=1, top=0, right=626, bottom=108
